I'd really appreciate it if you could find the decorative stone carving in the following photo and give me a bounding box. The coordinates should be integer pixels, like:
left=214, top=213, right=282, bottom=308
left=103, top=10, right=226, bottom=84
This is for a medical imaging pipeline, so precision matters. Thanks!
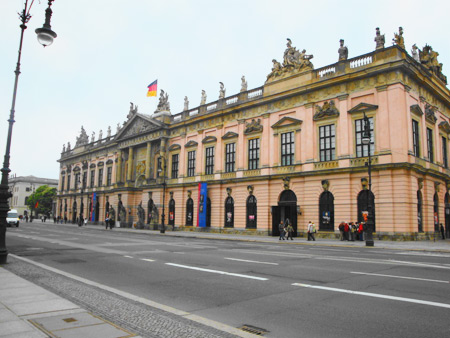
left=266, top=38, right=314, bottom=83
left=419, top=45, right=447, bottom=84
left=187, top=190, right=192, bottom=198
left=184, top=96, right=189, bottom=111
left=156, top=90, right=170, bottom=112
left=392, top=26, right=405, bottom=49
left=200, top=90, right=207, bottom=105
left=127, top=102, right=138, bottom=119
left=75, top=126, right=89, bottom=147
left=226, top=187, right=232, bottom=196
left=136, top=160, right=145, bottom=176
left=247, top=185, right=254, bottom=195
left=219, top=82, right=226, bottom=99
left=283, top=177, right=290, bottom=190
left=418, top=178, right=424, bottom=190
left=116, top=123, right=121, bottom=134
left=98, top=129, right=103, bottom=140
left=67, top=142, right=71, bottom=151
left=435, top=181, right=441, bottom=192
left=240, top=76, right=247, bottom=92
left=322, top=179, right=329, bottom=191
left=313, top=100, right=340, bottom=120
left=222, top=131, right=239, bottom=139
left=91, top=131, right=95, bottom=143
left=244, top=119, right=263, bottom=134
left=122, top=118, right=156, bottom=138
left=361, top=177, right=369, bottom=190
left=107, top=126, right=111, bottom=138
left=374, top=27, right=385, bottom=50
left=425, top=103, right=437, bottom=124
left=338, top=39, right=348, bottom=61
left=439, top=121, right=450, bottom=134
left=411, top=44, right=419, bottom=62
left=62, top=144, right=65, bottom=153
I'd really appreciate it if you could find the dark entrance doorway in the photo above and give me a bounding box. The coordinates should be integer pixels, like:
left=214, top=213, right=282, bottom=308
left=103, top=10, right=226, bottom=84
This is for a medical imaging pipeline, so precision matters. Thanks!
left=417, top=190, right=423, bottom=232
left=95, top=199, right=100, bottom=222
left=319, top=191, right=334, bottom=231
left=445, top=193, right=450, bottom=238
left=186, top=198, right=194, bottom=226
left=168, top=198, right=175, bottom=228
left=357, top=190, right=376, bottom=232
left=272, top=190, right=298, bottom=237
left=72, top=201, right=77, bottom=223
left=206, top=197, right=211, bottom=227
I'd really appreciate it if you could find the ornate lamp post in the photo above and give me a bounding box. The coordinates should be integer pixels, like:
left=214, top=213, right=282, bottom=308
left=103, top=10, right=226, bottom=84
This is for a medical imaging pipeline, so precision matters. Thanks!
left=78, top=175, right=85, bottom=226
left=158, top=157, right=166, bottom=234
left=0, top=0, right=57, bottom=264
left=362, top=113, right=375, bottom=247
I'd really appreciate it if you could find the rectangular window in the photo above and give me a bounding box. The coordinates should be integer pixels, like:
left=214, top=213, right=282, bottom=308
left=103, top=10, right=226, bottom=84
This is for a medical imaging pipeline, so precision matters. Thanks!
left=248, top=138, right=260, bottom=170
left=187, top=151, right=196, bottom=177
left=225, top=143, right=236, bottom=173
left=67, top=174, right=71, bottom=190
left=106, top=167, right=112, bottom=186
left=427, top=128, right=434, bottom=162
left=412, top=120, right=420, bottom=157
left=205, top=147, right=215, bottom=175
left=281, top=132, right=294, bottom=166
left=61, top=176, right=65, bottom=192
left=319, top=124, right=336, bottom=161
left=156, top=157, right=162, bottom=178
left=98, top=168, right=104, bottom=186
left=355, top=118, right=374, bottom=157
left=82, top=172, right=87, bottom=188
left=74, top=173, right=80, bottom=189
left=90, top=170, right=95, bottom=188
left=443, top=136, right=448, bottom=168
left=171, top=154, right=179, bottom=178
left=26, top=187, right=30, bottom=192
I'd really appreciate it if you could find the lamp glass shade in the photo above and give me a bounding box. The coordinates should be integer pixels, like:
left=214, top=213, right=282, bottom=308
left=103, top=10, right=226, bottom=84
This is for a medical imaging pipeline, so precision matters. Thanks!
left=35, top=27, right=57, bottom=47
left=362, top=136, right=370, bottom=145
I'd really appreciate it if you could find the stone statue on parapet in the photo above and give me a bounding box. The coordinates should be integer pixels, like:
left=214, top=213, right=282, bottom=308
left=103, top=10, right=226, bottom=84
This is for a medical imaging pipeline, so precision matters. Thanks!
left=127, top=102, right=138, bottom=119
left=419, top=44, right=447, bottom=83
left=392, top=26, right=405, bottom=49
left=98, top=129, right=103, bottom=141
left=156, top=90, right=170, bottom=112
left=67, top=142, right=71, bottom=151
left=240, top=76, right=247, bottom=92
left=266, top=59, right=283, bottom=81
left=219, top=82, right=226, bottom=99
left=411, top=44, right=419, bottom=62
left=107, top=126, right=111, bottom=138
left=200, top=90, right=207, bottom=105
left=338, top=39, right=348, bottom=61
left=184, top=96, right=189, bottom=111
left=62, top=144, right=65, bottom=153
left=116, top=123, right=121, bottom=134
left=75, top=126, right=89, bottom=147
left=91, top=131, right=95, bottom=143
left=374, top=27, right=385, bottom=50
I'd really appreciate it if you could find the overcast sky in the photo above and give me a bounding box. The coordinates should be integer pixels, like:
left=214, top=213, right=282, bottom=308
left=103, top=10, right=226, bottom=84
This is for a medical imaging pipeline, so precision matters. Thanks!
left=1, top=0, right=449, bottom=179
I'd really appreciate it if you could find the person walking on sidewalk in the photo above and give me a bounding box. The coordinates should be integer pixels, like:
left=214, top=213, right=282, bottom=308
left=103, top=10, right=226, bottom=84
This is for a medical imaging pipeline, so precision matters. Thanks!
left=286, top=222, right=294, bottom=240
left=440, top=223, right=446, bottom=239
left=278, top=220, right=285, bottom=240
left=307, top=221, right=316, bottom=241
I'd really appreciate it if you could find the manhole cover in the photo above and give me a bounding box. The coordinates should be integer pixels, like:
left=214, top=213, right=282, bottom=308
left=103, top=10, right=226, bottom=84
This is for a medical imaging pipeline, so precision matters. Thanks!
left=63, top=318, right=77, bottom=323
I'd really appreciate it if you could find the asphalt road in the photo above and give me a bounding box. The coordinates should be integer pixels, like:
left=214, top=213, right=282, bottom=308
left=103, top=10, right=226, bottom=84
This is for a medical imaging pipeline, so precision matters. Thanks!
left=5, top=222, right=450, bottom=338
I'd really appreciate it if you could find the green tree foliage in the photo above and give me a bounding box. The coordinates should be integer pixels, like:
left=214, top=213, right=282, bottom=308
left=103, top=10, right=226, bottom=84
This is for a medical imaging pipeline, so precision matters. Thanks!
left=25, top=185, right=56, bottom=216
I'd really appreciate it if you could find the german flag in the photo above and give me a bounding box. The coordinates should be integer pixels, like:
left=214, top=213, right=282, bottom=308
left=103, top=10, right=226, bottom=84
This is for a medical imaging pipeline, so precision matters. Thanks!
left=147, top=80, right=157, bottom=97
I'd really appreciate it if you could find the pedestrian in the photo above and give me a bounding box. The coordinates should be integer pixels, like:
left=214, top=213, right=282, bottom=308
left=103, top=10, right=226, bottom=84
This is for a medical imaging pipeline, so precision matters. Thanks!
left=286, top=222, right=294, bottom=240
left=84, top=217, right=88, bottom=226
left=105, top=215, right=110, bottom=229
left=344, top=222, right=350, bottom=241
left=350, top=222, right=356, bottom=241
left=358, top=222, right=364, bottom=241
left=278, top=220, right=285, bottom=240
left=307, top=221, right=315, bottom=241
left=338, top=221, right=345, bottom=241
left=440, top=223, right=445, bottom=239
left=25, top=215, right=28, bottom=222
left=64, top=216, right=67, bottom=224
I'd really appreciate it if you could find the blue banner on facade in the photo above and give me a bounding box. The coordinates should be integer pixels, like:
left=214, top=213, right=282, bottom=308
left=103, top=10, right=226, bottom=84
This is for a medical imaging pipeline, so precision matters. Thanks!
left=197, top=183, right=207, bottom=227
left=91, top=192, right=97, bottom=221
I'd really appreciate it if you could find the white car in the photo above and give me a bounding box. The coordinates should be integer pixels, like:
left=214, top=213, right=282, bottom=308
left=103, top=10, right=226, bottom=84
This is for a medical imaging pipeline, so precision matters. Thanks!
left=6, top=209, right=19, bottom=227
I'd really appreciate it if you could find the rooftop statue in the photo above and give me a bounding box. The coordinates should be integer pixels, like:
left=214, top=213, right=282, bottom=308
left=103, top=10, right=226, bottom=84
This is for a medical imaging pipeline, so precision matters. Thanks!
left=392, top=26, right=405, bottom=49
left=67, top=142, right=71, bottom=151
left=184, top=96, right=189, bottom=111
left=411, top=44, right=420, bottom=62
left=374, top=27, right=385, bottom=50
left=338, top=39, right=348, bottom=61
left=200, top=90, right=207, bottom=105
left=116, top=123, right=121, bottom=134
left=266, top=59, right=283, bottom=81
left=107, top=126, right=111, bottom=138
left=91, top=131, right=95, bottom=143
left=75, top=126, right=89, bottom=147
left=240, top=76, right=248, bottom=92
left=219, top=82, right=226, bottom=99
left=156, top=89, right=170, bottom=112
left=62, top=144, right=65, bottom=153
left=419, top=45, right=447, bottom=84
left=127, top=102, right=138, bottom=119
left=98, top=129, right=103, bottom=140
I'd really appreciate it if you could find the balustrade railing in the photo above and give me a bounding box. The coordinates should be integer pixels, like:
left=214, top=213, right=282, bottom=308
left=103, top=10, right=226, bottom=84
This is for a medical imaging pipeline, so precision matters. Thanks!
left=350, top=56, right=373, bottom=69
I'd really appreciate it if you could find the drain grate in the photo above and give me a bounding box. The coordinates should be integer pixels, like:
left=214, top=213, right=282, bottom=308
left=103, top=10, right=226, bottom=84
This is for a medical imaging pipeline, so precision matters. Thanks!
left=63, top=318, right=77, bottom=323
left=240, top=324, right=269, bottom=336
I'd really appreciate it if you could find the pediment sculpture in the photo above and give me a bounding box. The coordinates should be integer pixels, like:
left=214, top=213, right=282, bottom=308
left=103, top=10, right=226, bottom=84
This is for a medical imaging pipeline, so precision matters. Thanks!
left=244, top=118, right=263, bottom=134
left=419, top=45, right=447, bottom=84
left=313, top=100, right=340, bottom=121
left=266, top=38, right=314, bottom=83
left=156, top=90, right=170, bottom=112
left=424, top=103, right=437, bottom=124
left=75, top=126, right=89, bottom=147
left=127, top=102, right=138, bottom=119
left=122, top=117, right=156, bottom=138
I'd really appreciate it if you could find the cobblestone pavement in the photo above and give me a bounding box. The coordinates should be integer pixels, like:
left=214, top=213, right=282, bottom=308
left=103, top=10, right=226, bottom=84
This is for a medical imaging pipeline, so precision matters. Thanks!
left=4, top=257, right=242, bottom=338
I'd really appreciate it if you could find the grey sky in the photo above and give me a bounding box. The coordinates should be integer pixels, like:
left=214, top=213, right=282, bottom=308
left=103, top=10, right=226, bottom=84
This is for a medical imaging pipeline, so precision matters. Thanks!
left=1, top=0, right=449, bottom=179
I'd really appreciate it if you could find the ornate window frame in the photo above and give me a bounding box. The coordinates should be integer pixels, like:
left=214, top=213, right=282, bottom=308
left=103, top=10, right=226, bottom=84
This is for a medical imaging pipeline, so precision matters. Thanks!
left=271, top=117, right=302, bottom=166
left=348, top=103, right=378, bottom=159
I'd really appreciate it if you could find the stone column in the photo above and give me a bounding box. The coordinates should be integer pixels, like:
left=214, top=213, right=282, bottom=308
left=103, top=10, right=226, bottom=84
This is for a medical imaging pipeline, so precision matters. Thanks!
left=127, top=147, right=134, bottom=181
left=116, top=150, right=123, bottom=183
left=145, top=142, right=152, bottom=179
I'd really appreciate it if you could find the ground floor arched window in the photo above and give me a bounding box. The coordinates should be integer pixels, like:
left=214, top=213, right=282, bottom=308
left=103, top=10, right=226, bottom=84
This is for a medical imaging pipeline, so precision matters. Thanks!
left=246, top=195, right=257, bottom=228
left=95, top=199, right=99, bottom=221
left=357, top=190, right=376, bottom=231
left=72, top=201, right=77, bottom=223
left=147, top=199, right=154, bottom=224
left=186, top=198, right=194, bottom=226
left=169, top=198, right=175, bottom=227
left=206, top=197, right=211, bottom=227
left=105, top=201, right=110, bottom=219
left=434, top=193, right=439, bottom=231
left=225, top=196, right=234, bottom=228
left=417, top=190, right=423, bottom=232
left=319, top=191, right=334, bottom=231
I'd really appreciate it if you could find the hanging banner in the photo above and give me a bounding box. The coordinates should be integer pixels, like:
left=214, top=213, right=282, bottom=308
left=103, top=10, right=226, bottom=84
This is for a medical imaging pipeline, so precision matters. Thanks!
left=91, top=192, right=97, bottom=221
left=197, top=182, right=207, bottom=227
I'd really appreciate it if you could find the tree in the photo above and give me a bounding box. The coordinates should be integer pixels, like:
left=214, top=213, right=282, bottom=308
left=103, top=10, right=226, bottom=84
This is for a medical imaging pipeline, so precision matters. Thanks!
left=26, top=185, right=56, bottom=217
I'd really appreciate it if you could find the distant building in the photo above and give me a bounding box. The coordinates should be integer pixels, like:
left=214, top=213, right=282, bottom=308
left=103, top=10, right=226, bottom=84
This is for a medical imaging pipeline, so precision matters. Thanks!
left=8, top=175, right=58, bottom=216
left=56, top=37, right=450, bottom=239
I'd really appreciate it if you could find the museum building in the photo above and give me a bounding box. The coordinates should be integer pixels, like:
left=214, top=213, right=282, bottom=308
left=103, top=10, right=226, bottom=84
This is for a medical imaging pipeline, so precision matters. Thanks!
left=56, top=31, right=450, bottom=239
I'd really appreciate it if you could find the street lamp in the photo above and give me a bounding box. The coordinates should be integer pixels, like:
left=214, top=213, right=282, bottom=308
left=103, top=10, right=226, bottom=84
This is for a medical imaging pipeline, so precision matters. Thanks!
left=158, top=157, right=166, bottom=234
left=0, top=0, right=58, bottom=264
left=362, top=113, right=375, bottom=247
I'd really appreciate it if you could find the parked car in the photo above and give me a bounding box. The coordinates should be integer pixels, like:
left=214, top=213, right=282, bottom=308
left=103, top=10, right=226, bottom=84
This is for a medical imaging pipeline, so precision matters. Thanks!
left=6, top=209, right=19, bottom=227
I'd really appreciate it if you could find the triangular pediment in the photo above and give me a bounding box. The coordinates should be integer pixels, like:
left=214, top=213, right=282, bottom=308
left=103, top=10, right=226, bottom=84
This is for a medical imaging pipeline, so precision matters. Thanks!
left=439, top=121, right=450, bottom=134
left=348, top=102, right=378, bottom=114
left=115, top=113, right=164, bottom=141
left=222, top=131, right=238, bottom=140
left=202, top=136, right=217, bottom=144
left=410, top=104, right=424, bottom=116
left=168, top=144, right=181, bottom=151
left=271, top=117, right=303, bottom=129
left=185, top=140, right=198, bottom=148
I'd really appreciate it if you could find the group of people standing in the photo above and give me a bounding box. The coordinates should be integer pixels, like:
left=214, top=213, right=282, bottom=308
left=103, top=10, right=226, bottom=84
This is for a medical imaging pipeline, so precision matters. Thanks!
left=278, top=219, right=294, bottom=240
left=338, top=221, right=364, bottom=241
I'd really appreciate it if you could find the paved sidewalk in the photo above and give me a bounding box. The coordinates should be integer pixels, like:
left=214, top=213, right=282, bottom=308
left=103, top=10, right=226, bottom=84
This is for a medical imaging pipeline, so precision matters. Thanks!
left=0, top=267, right=141, bottom=338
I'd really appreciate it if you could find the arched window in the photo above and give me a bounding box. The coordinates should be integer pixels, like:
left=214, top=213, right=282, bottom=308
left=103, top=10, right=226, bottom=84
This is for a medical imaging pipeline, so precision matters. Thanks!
left=357, top=190, right=376, bottom=231
left=186, top=198, right=194, bottom=226
left=417, top=190, right=423, bottom=232
left=206, top=197, right=211, bottom=227
left=319, top=191, right=334, bottom=231
left=433, top=193, right=439, bottom=231
left=169, top=198, right=175, bottom=227
left=147, top=199, right=154, bottom=224
left=246, top=195, right=257, bottom=228
left=224, top=196, right=234, bottom=228
left=95, top=200, right=100, bottom=222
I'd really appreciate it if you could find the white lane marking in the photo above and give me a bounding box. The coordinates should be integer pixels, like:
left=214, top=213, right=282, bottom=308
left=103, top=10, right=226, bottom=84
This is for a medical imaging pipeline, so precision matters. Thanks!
left=350, top=271, right=449, bottom=283
left=312, top=248, right=359, bottom=253
left=387, top=260, right=450, bottom=269
left=392, top=252, right=450, bottom=258
left=292, top=283, right=450, bottom=309
left=141, top=258, right=155, bottom=262
left=166, top=263, right=268, bottom=281
left=173, top=252, right=185, bottom=254
left=123, top=255, right=134, bottom=258
left=225, top=257, right=279, bottom=265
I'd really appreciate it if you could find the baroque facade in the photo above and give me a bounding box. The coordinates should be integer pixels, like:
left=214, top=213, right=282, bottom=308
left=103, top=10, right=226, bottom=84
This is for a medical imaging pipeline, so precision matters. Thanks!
left=57, top=34, right=450, bottom=239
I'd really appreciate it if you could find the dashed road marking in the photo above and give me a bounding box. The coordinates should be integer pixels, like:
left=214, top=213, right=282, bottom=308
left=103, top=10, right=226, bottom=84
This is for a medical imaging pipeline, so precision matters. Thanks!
left=141, top=258, right=155, bottom=262
left=225, top=257, right=278, bottom=265
left=351, top=271, right=449, bottom=283
left=166, top=263, right=268, bottom=281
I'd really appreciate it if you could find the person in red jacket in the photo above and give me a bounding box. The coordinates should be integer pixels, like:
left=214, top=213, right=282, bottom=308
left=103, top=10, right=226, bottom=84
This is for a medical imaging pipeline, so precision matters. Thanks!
left=344, top=222, right=349, bottom=241
left=358, top=222, right=364, bottom=241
